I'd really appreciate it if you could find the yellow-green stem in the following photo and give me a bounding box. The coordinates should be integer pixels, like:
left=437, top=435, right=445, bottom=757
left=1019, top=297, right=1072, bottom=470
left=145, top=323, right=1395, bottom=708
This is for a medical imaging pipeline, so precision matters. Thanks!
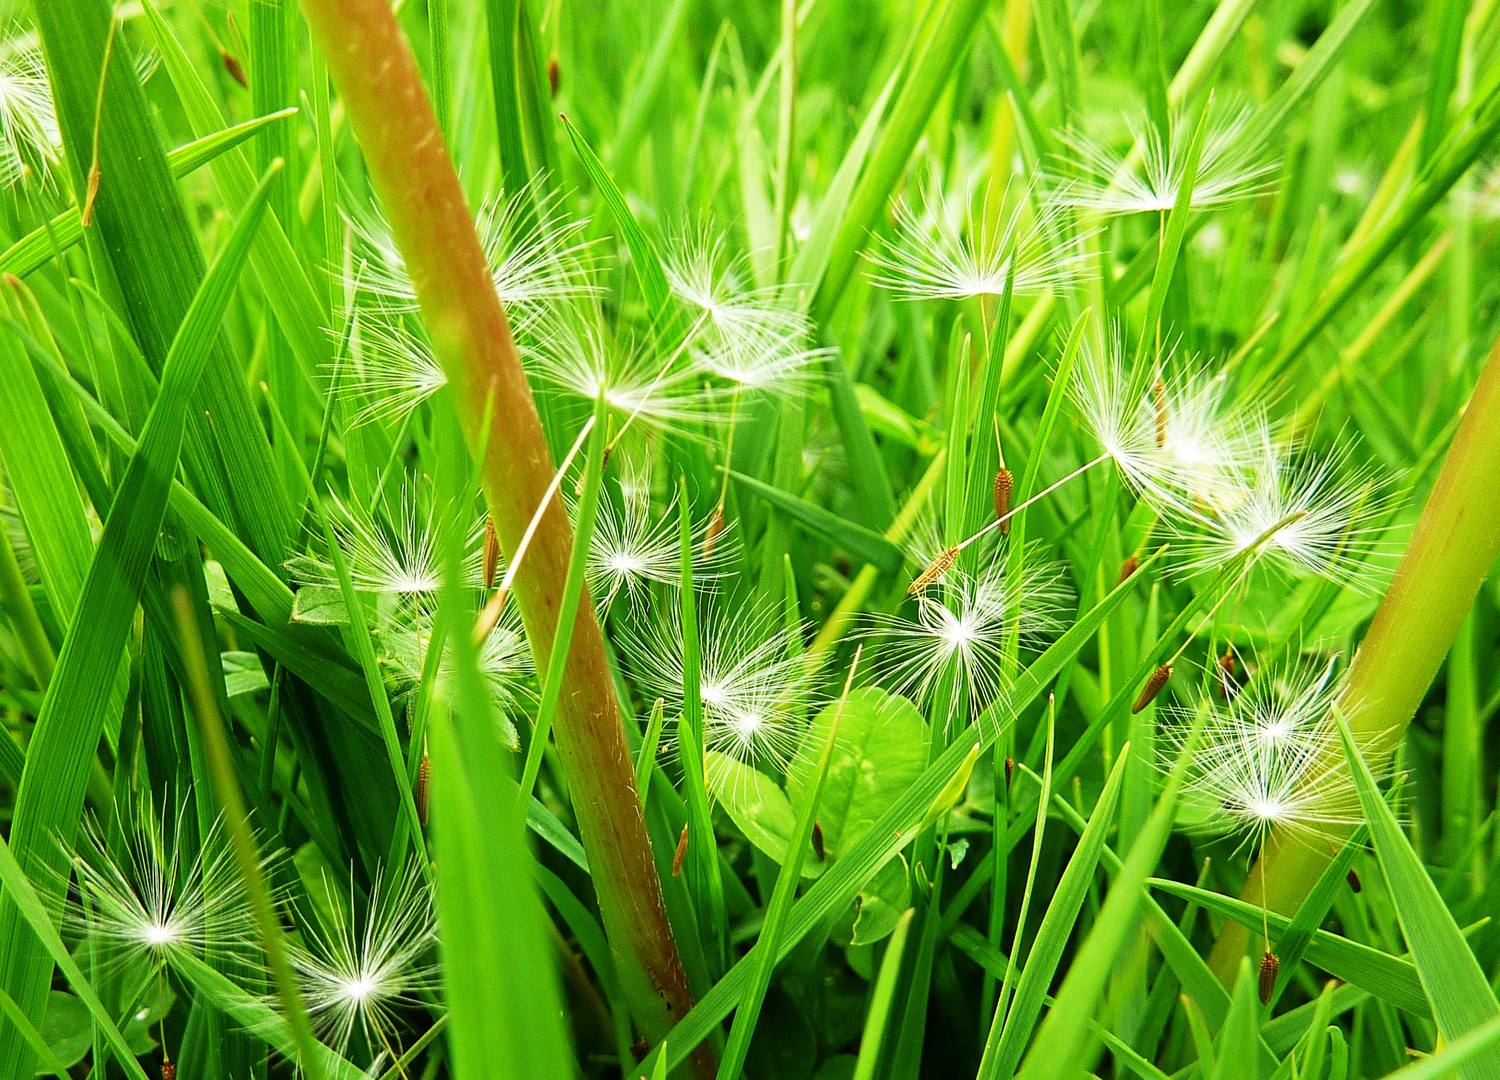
left=1211, top=326, right=1500, bottom=981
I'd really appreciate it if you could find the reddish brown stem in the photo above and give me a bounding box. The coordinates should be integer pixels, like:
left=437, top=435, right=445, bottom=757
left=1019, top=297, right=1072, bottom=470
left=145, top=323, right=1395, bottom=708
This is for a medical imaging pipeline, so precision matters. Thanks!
left=295, top=0, right=702, bottom=1062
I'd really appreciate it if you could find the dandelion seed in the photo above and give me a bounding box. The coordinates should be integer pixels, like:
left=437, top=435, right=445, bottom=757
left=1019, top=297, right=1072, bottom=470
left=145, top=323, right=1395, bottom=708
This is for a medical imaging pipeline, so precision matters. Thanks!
left=868, top=546, right=1071, bottom=728
left=909, top=545, right=959, bottom=595
left=1053, top=102, right=1276, bottom=215
left=482, top=516, right=499, bottom=590
left=65, top=804, right=260, bottom=972
left=586, top=479, right=733, bottom=610
left=622, top=599, right=813, bottom=773
left=1116, top=554, right=1140, bottom=586
left=1176, top=425, right=1388, bottom=591
left=383, top=605, right=533, bottom=746
left=1132, top=664, right=1172, bottom=714
left=869, top=181, right=1094, bottom=301
left=338, top=311, right=451, bottom=428
left=664, top=227, right=827, bottom=396
left=0, top=39, right=59, bottom=189
left=288, top=484, right=485, bottom=598
left=287, top=858, right=437, bottom=1063
left=672, top=824, right=689, bottom=877
left=1164, top=656, right=1360, bottom=849
left=347, top=178, right=598, bottom=314
left=524, top=311, right=725, bottom=430
left=415, top=754, right=430, bottom=828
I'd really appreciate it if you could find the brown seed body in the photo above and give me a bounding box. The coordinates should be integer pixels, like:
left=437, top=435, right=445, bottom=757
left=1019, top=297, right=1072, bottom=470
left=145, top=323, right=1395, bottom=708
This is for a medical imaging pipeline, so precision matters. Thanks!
left=1132, top=664, right=1172, bottom=714
left=222, top=50, right=248, bottom=88
left=483, top=516, right=500, bottom=589
left=1259, top=950, right=1279, bottom=1004
left=994, top=468, right=1013, bottom=535
left=548, top=55, right=561, bottom=98
left=672, top=823, right=690, bottom=877
left=1347, top=867, right=1362, bottom=893
left=1116, top=554, right=1139, bottom=586
left=1217, top=652, right=1238, bottom=700
left=812, top=820, right=825, bottom=861
left=162, top=1063, right=176, bottom=1080
left=703, top=507, right=726, bottom=559
left=1003, top=756, right=1015, bottom=790
left=909, top=545, right=960, bottom=595
left=416, top=755, right=431, bottom=827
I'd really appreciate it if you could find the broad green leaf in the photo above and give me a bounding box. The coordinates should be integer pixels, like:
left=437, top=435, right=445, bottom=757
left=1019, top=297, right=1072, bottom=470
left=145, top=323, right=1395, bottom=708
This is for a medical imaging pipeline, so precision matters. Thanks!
left=1337, top=715, right=1500, bottom=1071
left=786, top=687, right=929, bottom=859
left=706, top=751, right=809, bottom=875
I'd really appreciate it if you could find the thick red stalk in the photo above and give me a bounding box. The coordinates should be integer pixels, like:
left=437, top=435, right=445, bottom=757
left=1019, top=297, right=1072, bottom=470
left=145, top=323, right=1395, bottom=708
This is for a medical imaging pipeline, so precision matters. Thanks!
left=295, top=0, right=702, bottom=1058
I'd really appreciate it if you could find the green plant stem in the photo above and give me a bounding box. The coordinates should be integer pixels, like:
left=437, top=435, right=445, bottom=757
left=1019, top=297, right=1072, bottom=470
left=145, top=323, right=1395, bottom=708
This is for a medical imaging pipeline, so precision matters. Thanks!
left=1211, top=325, right=1500, bottom=982
left=294, top=0, right=705, bottom=1067
left=0, top=521, right=54, bottom=689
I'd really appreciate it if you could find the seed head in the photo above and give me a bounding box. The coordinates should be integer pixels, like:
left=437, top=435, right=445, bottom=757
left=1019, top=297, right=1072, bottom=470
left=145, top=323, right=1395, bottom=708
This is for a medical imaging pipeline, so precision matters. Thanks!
left=1133, top=664, right=1172, bottom=713
left=1259, top=950, right=1279, bottom=1004
left=993, top=468, right=1013, bottom=534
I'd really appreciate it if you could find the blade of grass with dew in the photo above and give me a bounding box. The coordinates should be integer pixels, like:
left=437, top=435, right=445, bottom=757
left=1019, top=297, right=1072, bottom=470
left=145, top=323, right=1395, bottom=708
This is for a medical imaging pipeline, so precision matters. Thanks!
left=1012, top=710, right=1203, bottom=1080
left=0, top=163, right=279, bottom=1074
left=717, top=652, right=861, bottom=1080
left=676, top=475, right=728, bottom=973
left=628, top=546, right=1165, bottom=1079
left=517, top=393, right=610, bottom=803
left=0, top=109, right=298, bottom=279
left=0, top=834, right=150, bottom=1080
left=1336, top=713, right=1500, bottom=1067
left=978, top=730, right=1128, bottom=1080
left=1148, top=880, right=1437, bottom=1019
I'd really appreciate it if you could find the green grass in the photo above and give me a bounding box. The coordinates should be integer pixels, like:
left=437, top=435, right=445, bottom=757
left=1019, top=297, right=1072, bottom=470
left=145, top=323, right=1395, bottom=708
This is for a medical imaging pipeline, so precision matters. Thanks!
left=2, top=0, right=1500, bottom=1078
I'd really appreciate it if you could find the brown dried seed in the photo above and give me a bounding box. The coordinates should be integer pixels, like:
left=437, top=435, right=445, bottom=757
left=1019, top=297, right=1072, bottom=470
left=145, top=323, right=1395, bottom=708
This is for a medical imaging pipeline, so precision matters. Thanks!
left=221, top=49, right=247, bottom=88
left=909, top=545, right=960, bottom=595
left=163, top=1063, right=177, bottom=1080
left=1347, top=867, right=1362, bottom=893
left=1116, top=554, right=1139, bottom=586
left=1004, top=756, right=1015, bottom=790
left=482, top=517, right=500, bottom=590
left=812, top=820, right=825, bottom=861
left=1217, top=652, right=1238, bottom=699
left=1132, top=664, right=1172, bottom=714
left=548, top=55, right=561, bottom=99
left=703, top=506, right=726, bottom=559
left=1153, top=377, right=1168, bottom=448
left=672, top=823, right=690, bottom=877
left=416, top=754, right=431, bottom=828
left=994, top=468, right=1013, bottom=535
left=1259, top=950, right=1279, bottom=1005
